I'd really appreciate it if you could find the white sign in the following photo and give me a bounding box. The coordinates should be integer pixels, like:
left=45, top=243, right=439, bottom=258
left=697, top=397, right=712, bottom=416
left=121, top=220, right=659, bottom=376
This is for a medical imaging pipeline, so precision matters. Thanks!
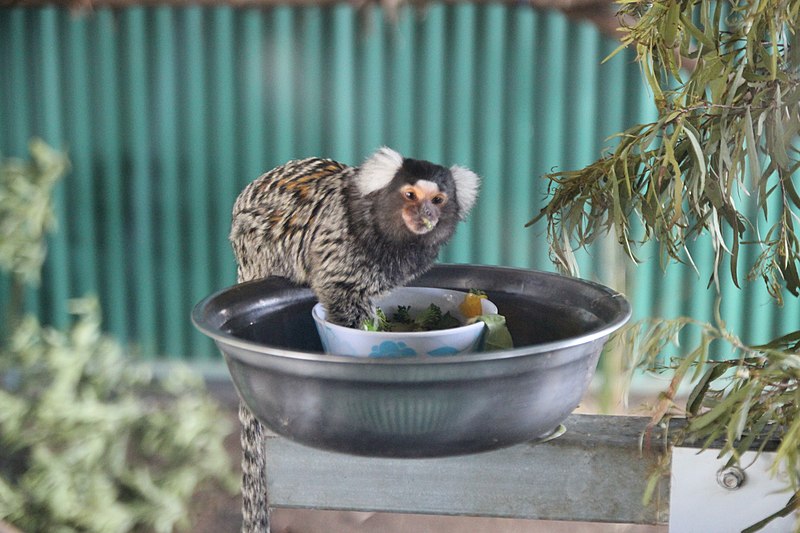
left=670, top=447, right=796, bottom=532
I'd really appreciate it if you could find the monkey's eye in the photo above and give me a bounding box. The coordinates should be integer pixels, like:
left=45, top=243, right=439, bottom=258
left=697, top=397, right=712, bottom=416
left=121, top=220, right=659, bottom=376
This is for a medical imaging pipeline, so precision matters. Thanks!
left=431, top=195, right=446, bottom=205
left=404, top=190, right=417, bottom=201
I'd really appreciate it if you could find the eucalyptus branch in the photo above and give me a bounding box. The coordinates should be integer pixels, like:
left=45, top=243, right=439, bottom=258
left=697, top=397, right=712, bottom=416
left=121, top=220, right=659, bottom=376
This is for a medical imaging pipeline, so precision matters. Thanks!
left=532, top=0, right=800, bottom=300
left=531, top=0, right=800, bottom=527
left=616, top=316, right=800, bottom=488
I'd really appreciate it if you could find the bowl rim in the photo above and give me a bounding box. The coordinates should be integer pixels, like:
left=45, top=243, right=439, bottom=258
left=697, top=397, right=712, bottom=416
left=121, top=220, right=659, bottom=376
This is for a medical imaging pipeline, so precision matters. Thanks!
left=191, top=265, right=632, bottom=366
left=311, top=286, right=496, bottom=339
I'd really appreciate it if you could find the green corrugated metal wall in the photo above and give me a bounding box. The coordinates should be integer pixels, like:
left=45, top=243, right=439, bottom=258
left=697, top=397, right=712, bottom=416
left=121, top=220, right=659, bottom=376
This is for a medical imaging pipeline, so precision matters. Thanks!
left=0, top=4, right=794, bottom=360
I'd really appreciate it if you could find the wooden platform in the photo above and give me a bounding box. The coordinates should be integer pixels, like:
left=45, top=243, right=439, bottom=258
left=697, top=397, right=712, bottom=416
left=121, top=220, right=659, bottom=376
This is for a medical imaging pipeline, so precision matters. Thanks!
left=265, top=414, right=669, bottom=526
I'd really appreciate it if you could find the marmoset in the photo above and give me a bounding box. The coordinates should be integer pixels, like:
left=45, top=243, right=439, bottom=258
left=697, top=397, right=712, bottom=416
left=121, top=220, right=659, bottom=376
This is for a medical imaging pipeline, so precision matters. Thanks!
left=231, top=146, right=480, bottom=328
left=229, top=147, right=479, bottom=532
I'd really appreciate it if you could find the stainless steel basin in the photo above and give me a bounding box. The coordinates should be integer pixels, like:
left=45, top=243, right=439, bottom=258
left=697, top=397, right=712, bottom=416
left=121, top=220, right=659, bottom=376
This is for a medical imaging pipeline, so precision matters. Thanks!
left=192, top=264, right=631, bottom=457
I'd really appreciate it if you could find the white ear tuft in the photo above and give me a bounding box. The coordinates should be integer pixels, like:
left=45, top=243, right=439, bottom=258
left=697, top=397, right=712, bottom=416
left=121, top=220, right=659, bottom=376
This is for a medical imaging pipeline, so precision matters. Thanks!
left=450, top=165, right=480, bottom=218
left=355, top=147, right=404, bottom=196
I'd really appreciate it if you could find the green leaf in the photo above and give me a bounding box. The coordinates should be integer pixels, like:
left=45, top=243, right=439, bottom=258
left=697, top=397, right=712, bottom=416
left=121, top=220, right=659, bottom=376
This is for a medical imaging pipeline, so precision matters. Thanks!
left=767, top=95, right=791, bottom=170
left=683, top=124, right=707, bottom=192
left=744, top=106, right=763, bottom=192
left=687, top=363, right=727, bottom=416
left=679, top=12, right=716, bottom=50
left=728, top=384, right=759, bottom=443
left=752, top=330, right=800, bottom=351
left=688, top=385, right=750, bottom=432
left=742, top=492, right=799, bottom=533
left=602, top=42, right=630, bottom=64
left=733, top=411, right=774, bottom=462
left=661, top=0, right=681, bottom=47
left=781, top=165, right=800, bottom=211
left=730, top=222, right=741, bottom=288
left=642, top=470, right=663, bottom=507
left=476, top=314, right=514, bottom=351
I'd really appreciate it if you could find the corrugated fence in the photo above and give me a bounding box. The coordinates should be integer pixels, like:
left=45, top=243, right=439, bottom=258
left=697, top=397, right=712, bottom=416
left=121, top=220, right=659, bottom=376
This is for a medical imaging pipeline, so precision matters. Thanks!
left=0, top=3, right=795, bottom=360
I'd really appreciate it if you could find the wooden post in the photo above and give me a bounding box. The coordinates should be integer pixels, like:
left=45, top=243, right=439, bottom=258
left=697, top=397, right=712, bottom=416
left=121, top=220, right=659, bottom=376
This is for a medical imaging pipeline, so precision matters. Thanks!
left=264, top=414, right=670, bottom=526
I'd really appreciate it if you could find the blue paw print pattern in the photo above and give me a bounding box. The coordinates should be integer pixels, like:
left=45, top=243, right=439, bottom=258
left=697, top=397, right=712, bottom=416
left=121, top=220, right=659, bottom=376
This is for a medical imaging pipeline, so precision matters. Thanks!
left=369, top=341, right=417, bottom=358
left=427, top=346, right=460, bottom=357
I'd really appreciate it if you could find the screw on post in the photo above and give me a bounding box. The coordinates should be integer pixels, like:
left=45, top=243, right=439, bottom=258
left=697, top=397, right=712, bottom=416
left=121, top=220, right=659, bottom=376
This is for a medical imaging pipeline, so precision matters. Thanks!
left=716, top=466, right=746, bottom=490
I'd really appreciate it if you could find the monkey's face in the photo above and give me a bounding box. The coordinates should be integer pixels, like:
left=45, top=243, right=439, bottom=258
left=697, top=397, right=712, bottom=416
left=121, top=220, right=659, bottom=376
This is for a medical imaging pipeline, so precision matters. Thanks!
left=355, top=153, right=466, bottom=245
left=364, top=176, right=457, bottom=245
left=399, top=180, right=448, bottom=235
left=374, top=176, right=458, bottom=245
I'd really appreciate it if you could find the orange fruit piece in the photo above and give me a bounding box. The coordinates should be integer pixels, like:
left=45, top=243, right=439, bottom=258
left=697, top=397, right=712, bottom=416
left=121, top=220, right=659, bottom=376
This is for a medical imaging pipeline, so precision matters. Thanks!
left=459, top=291, right=487, bottom=319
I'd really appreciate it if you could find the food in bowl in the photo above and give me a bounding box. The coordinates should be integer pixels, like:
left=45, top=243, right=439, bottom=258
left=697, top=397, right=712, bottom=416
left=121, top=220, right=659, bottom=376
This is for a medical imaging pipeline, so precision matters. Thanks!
left=363, top=289, right=489, bottom=332
left=311, top=287, right=503, bottom=358
left=363, top=303, right=461, bottom=332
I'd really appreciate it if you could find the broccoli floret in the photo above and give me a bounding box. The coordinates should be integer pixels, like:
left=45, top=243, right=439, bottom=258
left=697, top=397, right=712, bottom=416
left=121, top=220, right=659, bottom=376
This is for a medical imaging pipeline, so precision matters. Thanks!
left=392, top=305, right=413, bottom=324
left=363, top=304, right=463, bottom=332
left=414, top=303, right=443, bottom=330
left=362, top=308, right=389, bottom=331
left=375, top=308, right=389, bottom=330
left=437, top=311, right=461, bottom=330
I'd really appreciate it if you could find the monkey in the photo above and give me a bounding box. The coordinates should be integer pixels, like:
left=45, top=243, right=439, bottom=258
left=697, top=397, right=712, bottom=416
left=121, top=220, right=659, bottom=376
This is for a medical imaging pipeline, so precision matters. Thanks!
left=231, top=146, right=480, bottom=328
left=229, top=146, right=479, bottom=532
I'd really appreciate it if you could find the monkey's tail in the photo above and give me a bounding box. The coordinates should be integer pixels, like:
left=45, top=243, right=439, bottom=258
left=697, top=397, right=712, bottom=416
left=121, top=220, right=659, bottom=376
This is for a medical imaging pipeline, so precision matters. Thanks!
left=239, top=402, right=268, bottom=532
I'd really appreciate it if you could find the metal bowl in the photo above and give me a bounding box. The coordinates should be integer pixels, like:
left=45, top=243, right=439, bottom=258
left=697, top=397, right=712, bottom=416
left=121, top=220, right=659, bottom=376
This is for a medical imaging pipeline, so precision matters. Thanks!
left=192, top=264, right=631, bottom=458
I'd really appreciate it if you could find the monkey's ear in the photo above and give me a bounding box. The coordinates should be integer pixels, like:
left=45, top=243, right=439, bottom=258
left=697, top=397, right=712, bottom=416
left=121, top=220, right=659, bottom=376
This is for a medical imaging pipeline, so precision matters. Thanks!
left=450, top=165, right=480, bottom=218
left=355, top=147, right=404, bottom=196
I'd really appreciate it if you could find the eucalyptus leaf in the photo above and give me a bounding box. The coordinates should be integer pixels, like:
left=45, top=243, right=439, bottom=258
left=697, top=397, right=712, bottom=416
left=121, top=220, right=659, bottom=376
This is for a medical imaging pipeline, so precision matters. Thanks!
left=687, top=363, right=727, bottom=416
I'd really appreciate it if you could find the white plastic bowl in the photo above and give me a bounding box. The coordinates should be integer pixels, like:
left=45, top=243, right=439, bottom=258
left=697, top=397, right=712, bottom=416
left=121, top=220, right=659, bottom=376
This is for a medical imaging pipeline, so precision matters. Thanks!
left=311, top=287, right=498, bottom=358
